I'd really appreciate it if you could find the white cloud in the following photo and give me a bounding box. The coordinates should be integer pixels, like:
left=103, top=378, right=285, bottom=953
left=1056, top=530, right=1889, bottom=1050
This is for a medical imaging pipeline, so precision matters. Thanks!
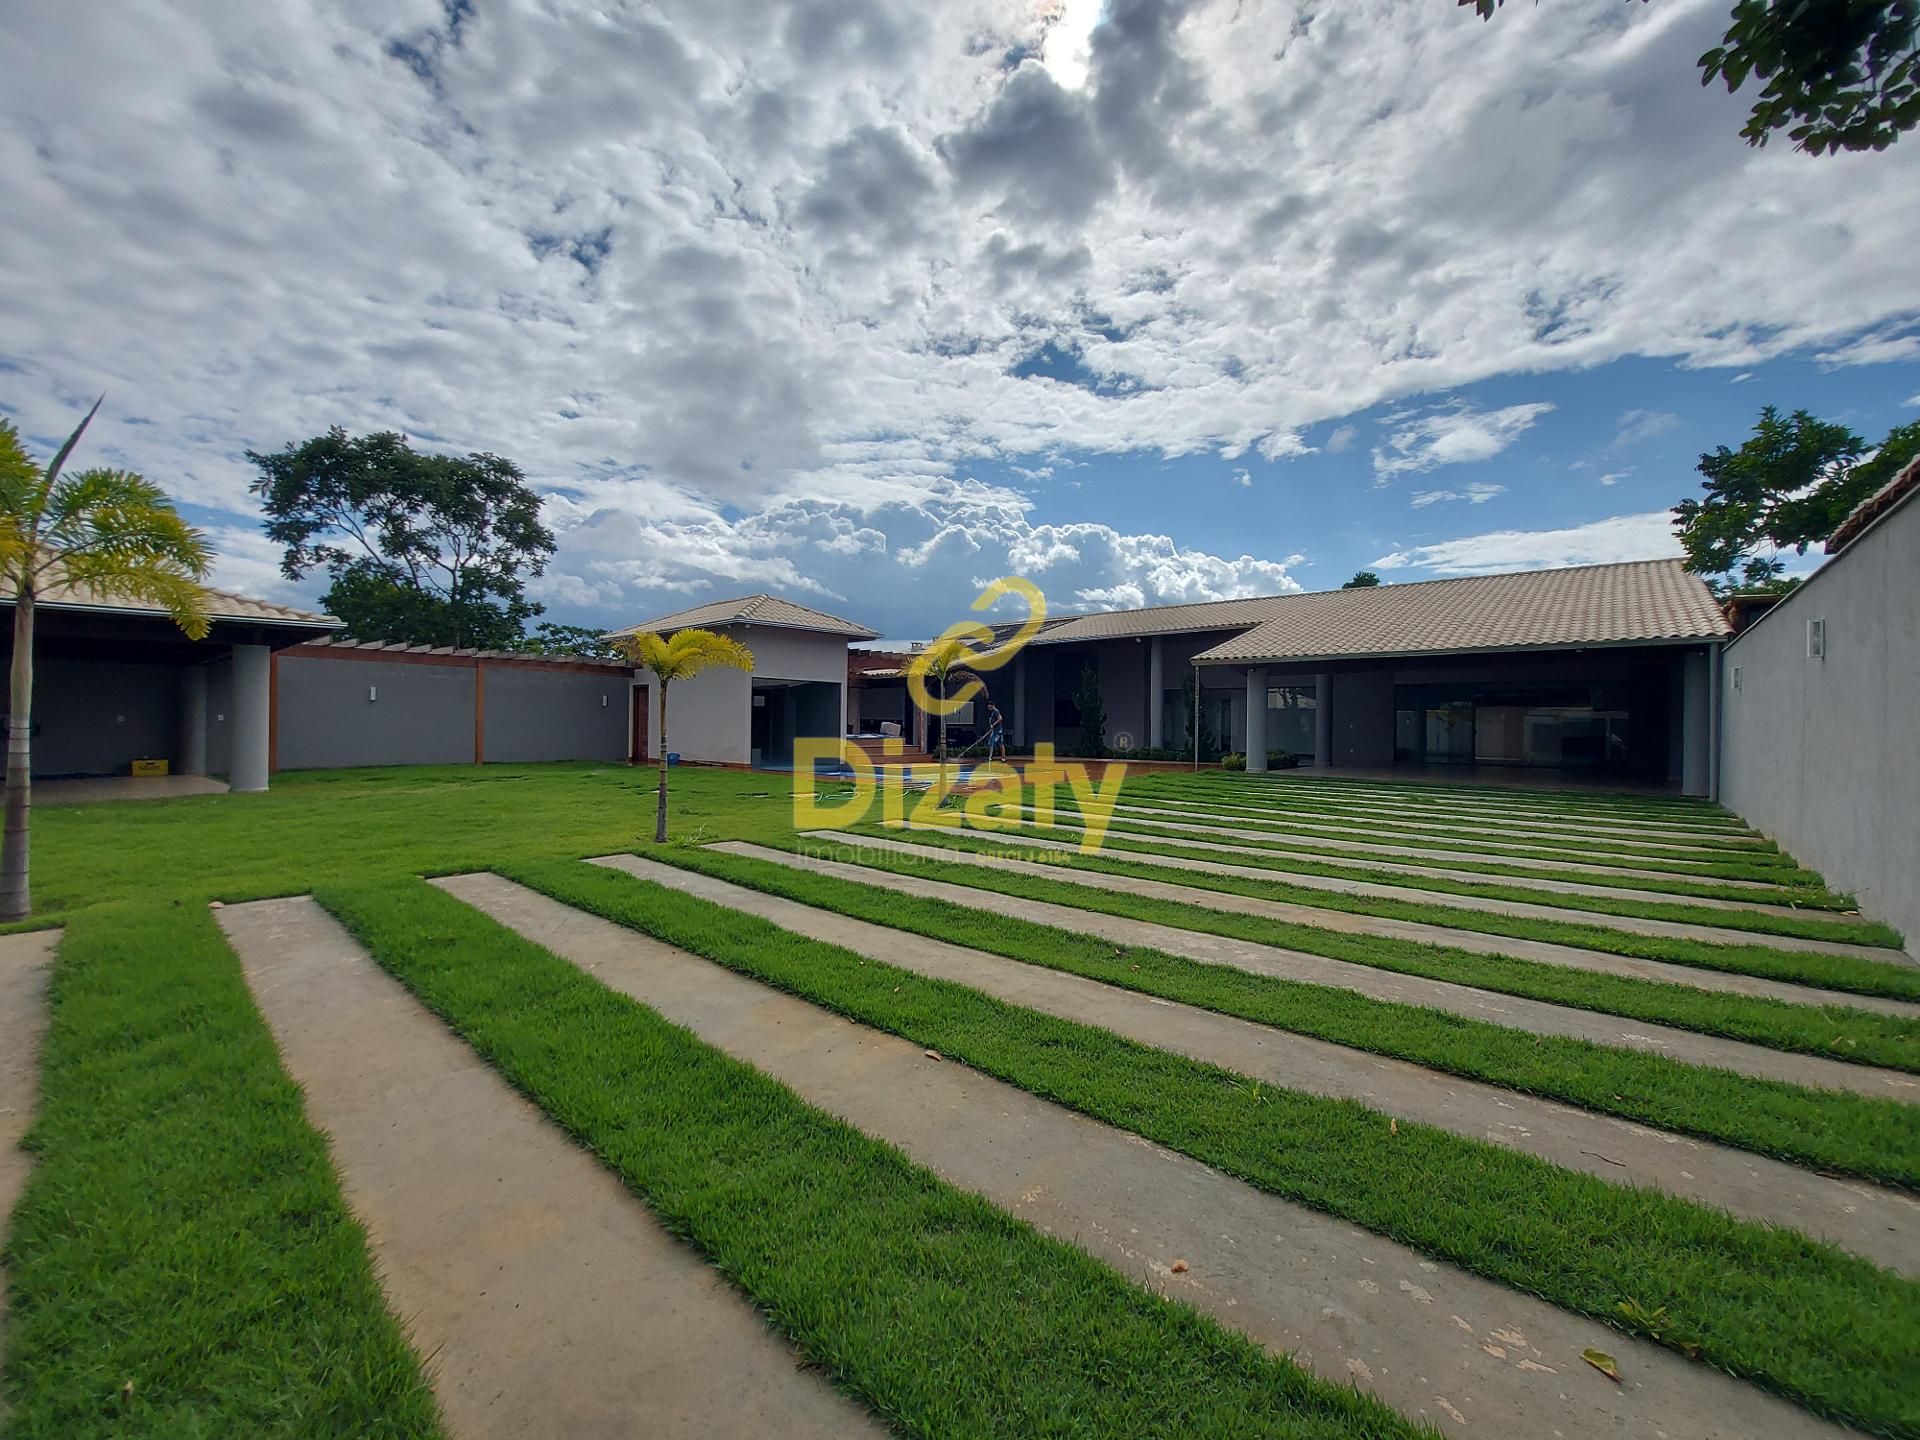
left=1371, top=510, right=1681, bottom=576
left=1373, top=404, right=1553, bottom=479
left=1410, top=481, right=1505, bottom=507
left=1596, top=470, right=1629, bottom=486
left=1815, top=331, right=1920, bottom=368
left=1611, top=408, right=1679, bottom=446
left=1233, top=467, right=1252, bottom=487
left=4, top=0, right=1917, bottom=632
left=1731, top=371, right=1757, bottom=383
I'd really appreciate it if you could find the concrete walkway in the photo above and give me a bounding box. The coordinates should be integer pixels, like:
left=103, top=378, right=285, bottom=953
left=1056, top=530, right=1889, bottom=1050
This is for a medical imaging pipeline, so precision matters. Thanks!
left=1124, top=793, right=1765, bottom=850
left=764, top=840, right=1918, bottom=1102
left=438, top=872, right=1849, bottom=1440
left=0, top=931, right=58, bottom=1429
left=917, top=818, right=1906, bottom=963
left=593, top=853, right=1920, bottom=1275
left=1089, top=799, right=1764, bottom=860
left=33, top=775, right=229, bottom=805
left=986, top=814, right=1824, bottom=915
left=1134, top=786, right=1755, bottom=840
left=1010, top=805, right=1789, bottom=885
left=861, top=829, right=1920, bottom=1019
left=216, top=898, right=885, bottom=1440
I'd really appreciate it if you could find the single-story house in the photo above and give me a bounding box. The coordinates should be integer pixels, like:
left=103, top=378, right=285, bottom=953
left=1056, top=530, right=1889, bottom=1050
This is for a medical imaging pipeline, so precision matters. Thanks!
left=0, top=577, right=339, bottom=791
left=605, top=594, right=878, bottom=767
left=1009, top=559, right=1731, bottom=794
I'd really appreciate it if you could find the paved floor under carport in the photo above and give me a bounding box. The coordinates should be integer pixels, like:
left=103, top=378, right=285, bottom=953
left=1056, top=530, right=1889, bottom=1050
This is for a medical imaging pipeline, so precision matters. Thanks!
left=34, top=775, right=228, bottom=804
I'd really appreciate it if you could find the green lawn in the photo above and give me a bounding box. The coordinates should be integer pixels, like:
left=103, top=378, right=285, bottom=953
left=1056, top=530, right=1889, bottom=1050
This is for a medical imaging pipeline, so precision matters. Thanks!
left=5, top=763, right=1916, bottom=1439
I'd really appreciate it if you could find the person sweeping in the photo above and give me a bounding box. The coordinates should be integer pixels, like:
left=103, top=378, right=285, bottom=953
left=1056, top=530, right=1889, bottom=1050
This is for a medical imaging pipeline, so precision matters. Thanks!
left=983, top=698, right=1008, bottom=764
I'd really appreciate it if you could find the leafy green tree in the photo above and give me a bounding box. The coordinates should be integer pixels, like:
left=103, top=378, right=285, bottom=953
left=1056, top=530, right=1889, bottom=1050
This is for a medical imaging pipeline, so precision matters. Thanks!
left=1673, top=408, right=1920, bottom=590
left=1343, top=570, right=1382, bottom=588
left=1072, top=661, right=1107, bottom=758
left=2, top=403, right=211, bottom=919
left=1463, top=0, right=1920, bottom=155
left=610, top=628, right=754, bottom=842
left=247, top=427, right=555, bottom=648
left=518, top=621, right=623, bottom=662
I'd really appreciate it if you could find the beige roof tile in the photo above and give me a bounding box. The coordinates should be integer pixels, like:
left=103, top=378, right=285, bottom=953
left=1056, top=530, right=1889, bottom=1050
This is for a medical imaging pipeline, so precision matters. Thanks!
left=1030, top=594, right=1301, bottom=645
left=2, top=571, right=337, bottom=628
left=1190, top=560, right=1729, bottom=664
left=606, top=593, right=878, bottom=640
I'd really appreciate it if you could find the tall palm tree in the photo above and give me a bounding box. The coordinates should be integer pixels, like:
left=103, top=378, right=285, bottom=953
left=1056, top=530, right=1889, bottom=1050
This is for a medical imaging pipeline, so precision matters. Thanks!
left=918, top=636, right=967, bottom=791
left=1, top=401, right=212, bottom=919
left=612, top=627, right=753, bottom=843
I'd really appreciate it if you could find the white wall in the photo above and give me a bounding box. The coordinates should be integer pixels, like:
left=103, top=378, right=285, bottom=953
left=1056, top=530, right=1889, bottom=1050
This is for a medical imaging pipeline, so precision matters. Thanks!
left=1720, top=492, right=1920, bottom=949
left=634, top=623, right=851, bottom=765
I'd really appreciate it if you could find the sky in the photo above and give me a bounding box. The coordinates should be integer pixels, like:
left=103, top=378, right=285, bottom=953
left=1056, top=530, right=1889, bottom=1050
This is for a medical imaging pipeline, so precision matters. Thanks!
left=4, top=0, right=1918, bottom=642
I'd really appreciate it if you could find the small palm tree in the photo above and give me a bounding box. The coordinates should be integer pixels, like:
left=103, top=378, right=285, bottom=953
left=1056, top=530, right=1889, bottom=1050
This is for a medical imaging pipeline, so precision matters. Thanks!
left=2, top=401, right=212, bottom=919
left=918, top=636, right=969, bottom=789
left=612, top=627, right=754, bottom=843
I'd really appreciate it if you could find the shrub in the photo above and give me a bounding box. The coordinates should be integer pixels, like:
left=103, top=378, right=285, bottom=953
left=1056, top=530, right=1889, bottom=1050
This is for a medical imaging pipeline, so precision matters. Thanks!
left=1221, top=752, right=1247, bottom=771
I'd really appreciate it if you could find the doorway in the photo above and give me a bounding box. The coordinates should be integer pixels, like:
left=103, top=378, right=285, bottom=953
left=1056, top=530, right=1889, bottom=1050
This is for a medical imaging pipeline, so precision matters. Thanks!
left=630, top=684, right=650, bottom=763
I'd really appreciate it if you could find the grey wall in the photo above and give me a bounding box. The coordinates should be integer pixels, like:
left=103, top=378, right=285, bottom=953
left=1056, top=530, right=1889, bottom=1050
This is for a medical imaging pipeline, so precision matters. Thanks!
left=636, top=624, right=851, bottom=765
left=484, top=666, right=628, bottom=763
left=1328, top=669, right=1396, bottom=767
left=23, top=658, right=179, bottom=777
left=277, top=656, right=477, bottom=769
left=1720, top=493, right=1920, bottom=948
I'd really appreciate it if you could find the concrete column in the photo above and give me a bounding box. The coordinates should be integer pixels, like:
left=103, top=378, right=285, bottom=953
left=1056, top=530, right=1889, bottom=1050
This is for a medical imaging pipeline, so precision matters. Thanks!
left=1012, top=652, right=1027, bottom=749
left=1148, top=638, right=1165, bottom=749
left=1245, top=667, right=1268, bottom=772
left=179, top=665, right=208, bottom=776
left=230, top=644, right=271, bottom=793
left=1314, top=672, right=1333, bottom=768
left=1680, top=648, right=1711, bottom=797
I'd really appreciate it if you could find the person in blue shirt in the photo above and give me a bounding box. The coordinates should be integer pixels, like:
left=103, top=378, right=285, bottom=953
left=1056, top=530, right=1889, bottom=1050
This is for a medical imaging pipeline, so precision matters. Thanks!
left=983, top=699, right=1007, bottom=763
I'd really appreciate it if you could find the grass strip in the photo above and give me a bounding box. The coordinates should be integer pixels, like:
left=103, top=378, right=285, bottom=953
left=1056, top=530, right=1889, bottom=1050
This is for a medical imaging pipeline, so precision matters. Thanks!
left=1170, top=774, right=1741, bottom=820
left=1058, top=810, right=1851, bottom=908
left=650, top=842, right=1920, bottom=1188
left=1130, top=777, right=1759, bottom=836
left=807, top=831, right=1920, bottom=1071
left=504, top=857, right=1920, bottom=1440
left=1121, top=787, right=1775, bottom=856
left=876, top=821, right=1920, bottom=1003
left=315, top=877, right=1434, bottom=1440
left=1, top=902, right=441, bottom=1439
left=1086, top=796, right=1809, bottom=875
left=1008, top=812, right=1901, bottom=947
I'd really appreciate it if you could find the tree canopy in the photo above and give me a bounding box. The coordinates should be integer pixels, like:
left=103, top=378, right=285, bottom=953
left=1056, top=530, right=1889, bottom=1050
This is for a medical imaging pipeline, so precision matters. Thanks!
left=247, top=428, right=555, bottom=648
left=1343, top=571, right=1383, bottom=588
left=1672, top=406, right=1920, bottom=591
left=1463, top=0, right=1920, bottom=156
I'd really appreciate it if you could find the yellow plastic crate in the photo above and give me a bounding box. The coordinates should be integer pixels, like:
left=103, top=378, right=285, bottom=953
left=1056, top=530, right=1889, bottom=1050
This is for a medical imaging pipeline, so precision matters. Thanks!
left=130, top=758, right=169, bottom=777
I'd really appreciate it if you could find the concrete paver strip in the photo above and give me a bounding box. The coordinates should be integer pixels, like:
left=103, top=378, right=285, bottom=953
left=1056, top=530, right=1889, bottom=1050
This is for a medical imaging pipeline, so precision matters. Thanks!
left=1136, top=788, right=1757, bottom=842
left=989, top=815, right=1822, bottom=914
left=592, top=853, right=1920, bottom=1275
left=1004, top=805, right=1788, bottom=885
left=0, top=931, right=59, bottom=1427
left=436, top=871, right=1849, bottom=1440
left=215, top=897, right=886, bottom=1440
left=867, top=827, right=1919, bottom=1019
left=1103, top=798, right=1757, bottom=857
left=767, top=839, right=1919, bottom=1103
left=927, top=818, right=1907, bottom=963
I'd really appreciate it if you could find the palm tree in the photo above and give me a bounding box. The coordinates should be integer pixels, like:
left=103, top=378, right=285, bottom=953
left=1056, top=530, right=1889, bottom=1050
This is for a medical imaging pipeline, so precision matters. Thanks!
left=611, top=627, right=754, bottom=843
left=2, top=401, right=212, bottom=919
left=917, top=636, right=969, bottom=794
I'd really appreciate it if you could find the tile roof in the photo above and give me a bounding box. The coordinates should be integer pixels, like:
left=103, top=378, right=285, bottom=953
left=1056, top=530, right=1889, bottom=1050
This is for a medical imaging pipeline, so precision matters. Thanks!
left=1827, top=455, right=1920, bottom=554
left=1030, top=594, right=1302, bottom=645
left=605, top=593, right=878, bottom=640
left=1191, top=560, right=1729, bottom=664
left=1, top=571, right=338, bottom=629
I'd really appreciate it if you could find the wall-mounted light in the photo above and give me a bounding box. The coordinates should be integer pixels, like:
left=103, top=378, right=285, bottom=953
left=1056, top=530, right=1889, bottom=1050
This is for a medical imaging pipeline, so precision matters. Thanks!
left=369, top=685, right=379, bottom=702
left=601, top=694, right=608, bottom=708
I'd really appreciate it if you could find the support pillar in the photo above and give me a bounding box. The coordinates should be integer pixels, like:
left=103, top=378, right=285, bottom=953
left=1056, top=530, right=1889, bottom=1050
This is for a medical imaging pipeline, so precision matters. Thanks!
left=230, top=644, right=271, bottom=793
left=179, top=665, right=208, bottom=776
left=1148, top=638, right=1164, bottom=750
left=1012, top=652, right=1027, bottom=750
left=1680, top=649, right=1710, bottom=797
left=1314, top=672, right=1332, bottom=769
left=1245, top=667, right=1268, bottom=772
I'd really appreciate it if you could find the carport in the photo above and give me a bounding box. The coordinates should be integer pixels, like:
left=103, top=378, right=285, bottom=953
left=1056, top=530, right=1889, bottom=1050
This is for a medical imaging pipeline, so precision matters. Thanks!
left=1, top=582, right=338, bottom=791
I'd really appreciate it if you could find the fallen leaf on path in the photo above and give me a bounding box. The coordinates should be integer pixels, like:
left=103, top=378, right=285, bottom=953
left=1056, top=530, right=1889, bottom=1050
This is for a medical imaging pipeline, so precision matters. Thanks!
left=923, top=1050, right=942, bottom=1061
left=1169, top=1259, right=1190, bottom=1274
left=1582, top=1348, right=1621, bottom=1382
